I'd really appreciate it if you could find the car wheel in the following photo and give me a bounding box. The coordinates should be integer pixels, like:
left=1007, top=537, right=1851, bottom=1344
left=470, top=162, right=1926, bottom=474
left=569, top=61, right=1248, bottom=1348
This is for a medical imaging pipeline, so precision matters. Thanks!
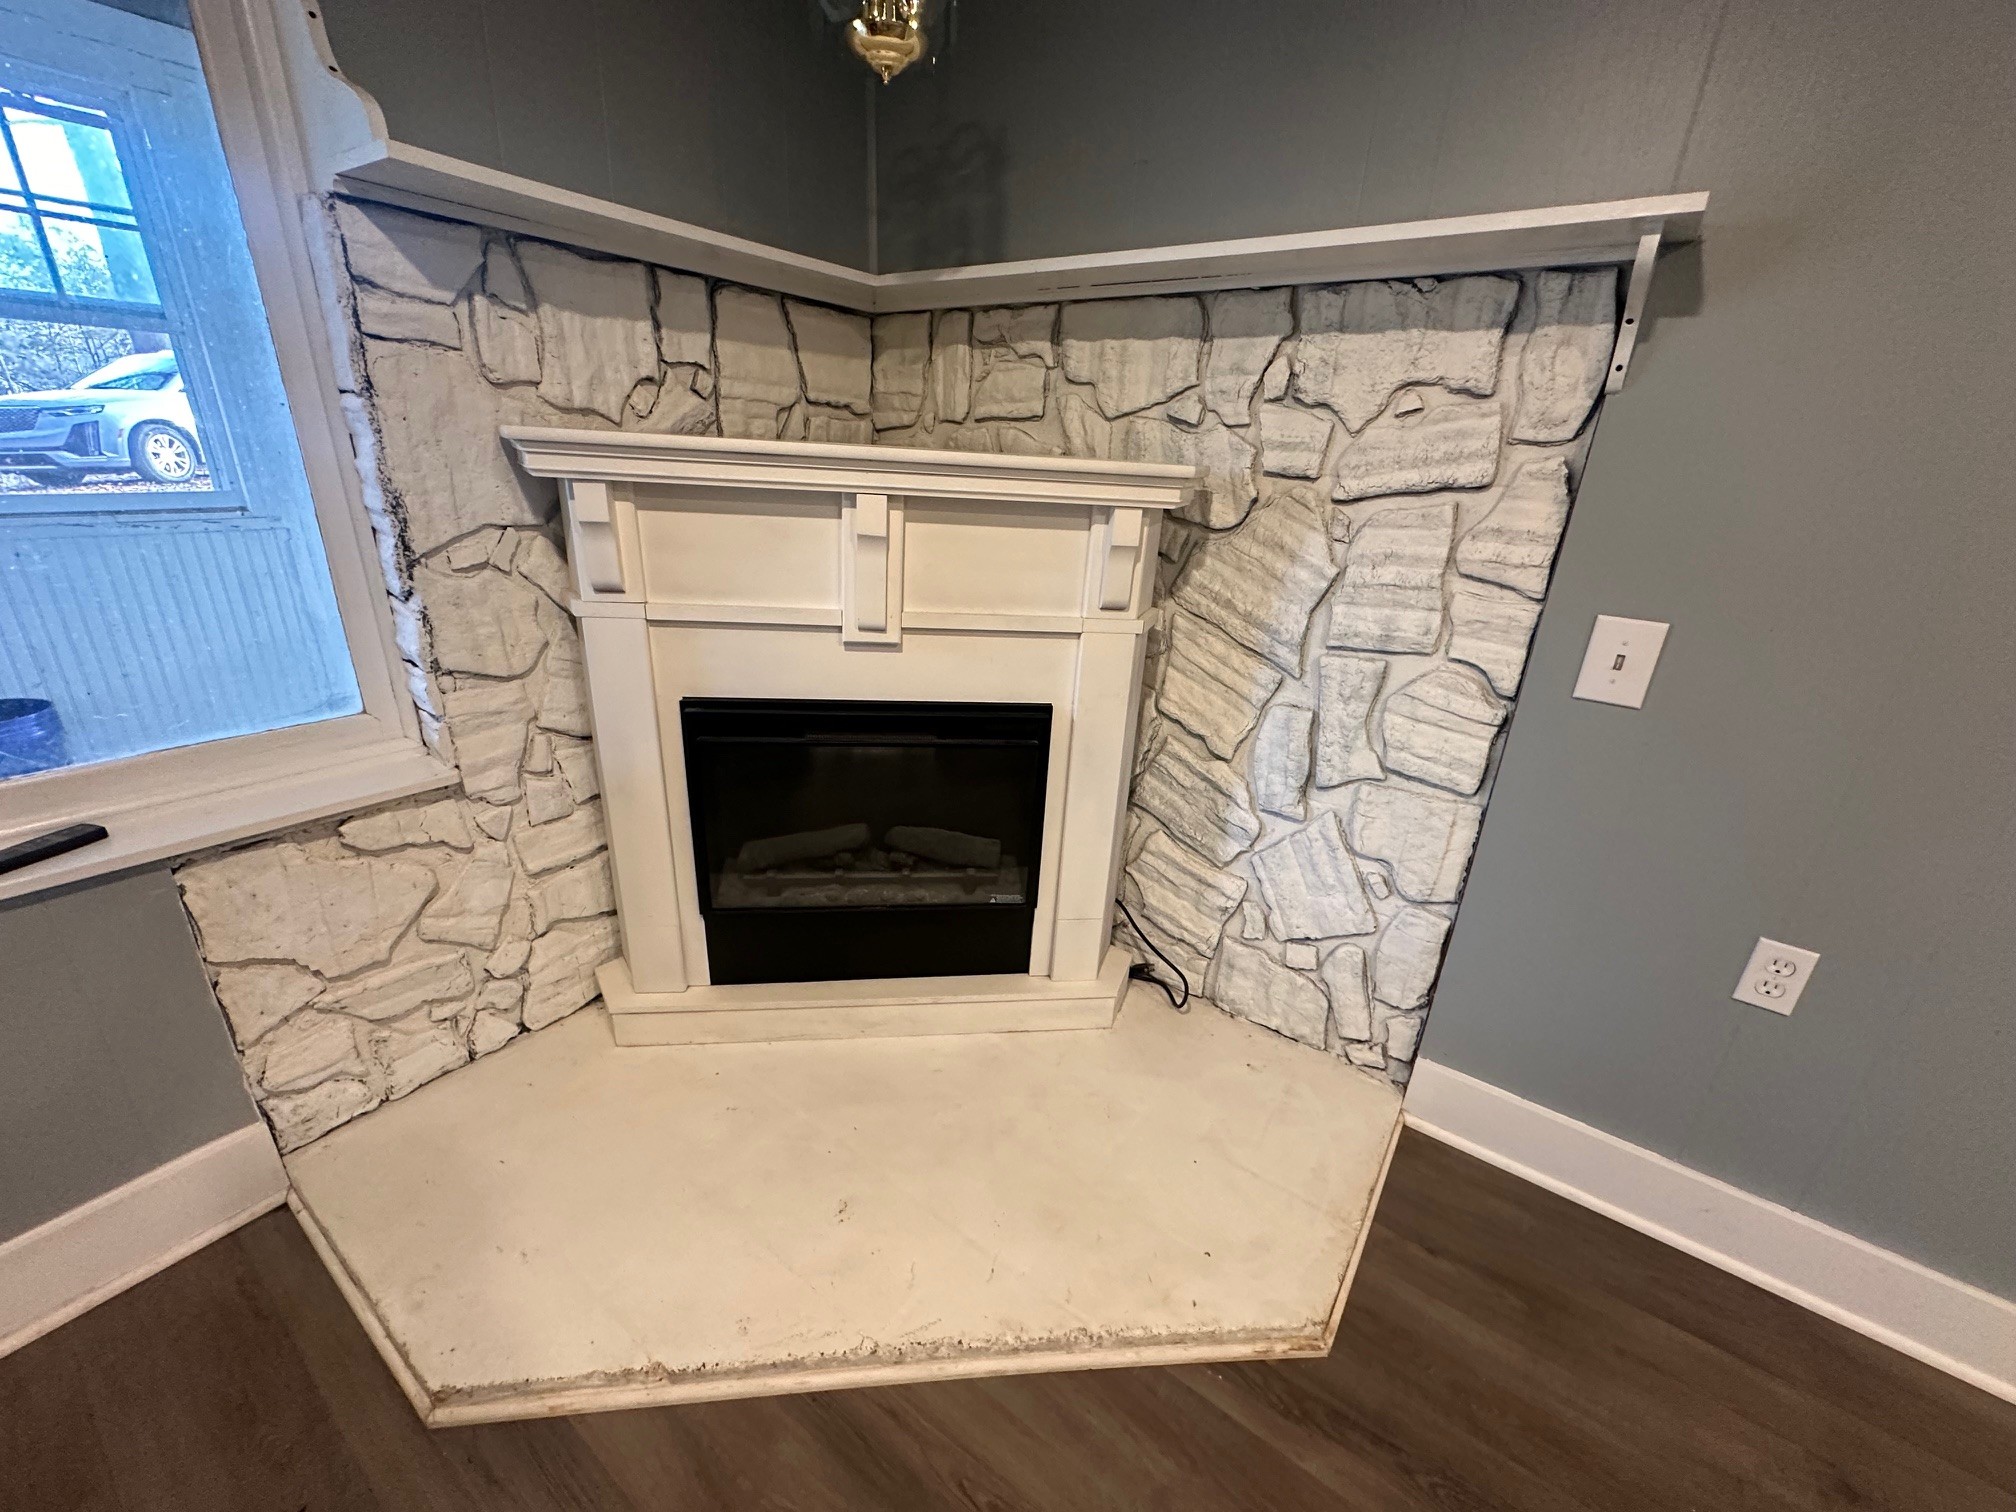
left=129, top=422, right=201, bottom=485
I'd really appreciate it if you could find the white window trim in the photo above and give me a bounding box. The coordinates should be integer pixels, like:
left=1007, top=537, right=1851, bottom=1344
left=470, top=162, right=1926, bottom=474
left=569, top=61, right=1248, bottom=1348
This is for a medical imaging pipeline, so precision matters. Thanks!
left=0, top=0, right=453, bottom=903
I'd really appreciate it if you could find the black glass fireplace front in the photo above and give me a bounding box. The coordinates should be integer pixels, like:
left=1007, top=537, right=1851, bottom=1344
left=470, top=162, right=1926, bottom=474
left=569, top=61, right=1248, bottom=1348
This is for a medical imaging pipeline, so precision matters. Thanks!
left=680, top=698, right=1052, bottom=985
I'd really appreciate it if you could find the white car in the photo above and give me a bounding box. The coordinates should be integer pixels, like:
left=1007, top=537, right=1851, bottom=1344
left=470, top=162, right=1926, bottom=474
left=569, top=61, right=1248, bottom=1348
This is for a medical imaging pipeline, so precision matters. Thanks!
left=0, top=349, right=204, bottom=487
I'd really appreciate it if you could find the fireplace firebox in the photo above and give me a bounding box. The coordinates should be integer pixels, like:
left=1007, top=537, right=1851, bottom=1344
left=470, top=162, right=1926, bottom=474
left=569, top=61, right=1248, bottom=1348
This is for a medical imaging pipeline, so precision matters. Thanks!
left=681, top=698, right=1053, bottom=985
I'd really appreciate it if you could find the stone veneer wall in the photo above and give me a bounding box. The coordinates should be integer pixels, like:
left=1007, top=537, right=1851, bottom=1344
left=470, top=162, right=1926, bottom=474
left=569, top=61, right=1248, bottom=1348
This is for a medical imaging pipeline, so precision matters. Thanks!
left=170, top=195, right=1616, bottom=1152
left=172, top=199, right=875, bottom=1151
left=866, top=274, right=1619, bottom=1085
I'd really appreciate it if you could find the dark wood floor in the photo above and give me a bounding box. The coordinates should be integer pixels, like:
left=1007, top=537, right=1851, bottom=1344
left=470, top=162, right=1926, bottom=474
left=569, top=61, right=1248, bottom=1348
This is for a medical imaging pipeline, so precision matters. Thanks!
left=5, top=1131, right=2012, bottom=1511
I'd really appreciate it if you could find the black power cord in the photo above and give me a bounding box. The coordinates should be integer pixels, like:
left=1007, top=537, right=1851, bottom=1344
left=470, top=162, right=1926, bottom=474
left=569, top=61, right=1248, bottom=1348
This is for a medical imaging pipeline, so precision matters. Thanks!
left=1117, top=895, right=1191, bottom=1013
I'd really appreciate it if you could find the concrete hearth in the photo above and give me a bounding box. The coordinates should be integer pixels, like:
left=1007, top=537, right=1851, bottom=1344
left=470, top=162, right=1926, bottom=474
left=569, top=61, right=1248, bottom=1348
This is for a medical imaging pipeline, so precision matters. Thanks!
left=285, top=985, right=1401, bottom=1425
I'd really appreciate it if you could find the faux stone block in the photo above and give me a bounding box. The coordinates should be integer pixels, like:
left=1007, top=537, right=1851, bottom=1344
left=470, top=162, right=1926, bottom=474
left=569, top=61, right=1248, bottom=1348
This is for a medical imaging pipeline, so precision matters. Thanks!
left=786, top=300, right=872, bottom=415
left=353, top=284, right=460, bottom=348
left=1448, top=582, right=1543, bottom=697
left=1132, top=731, right=1260, bottom=865
left=1322, top=943, right=1374, bottom=1042
left=470, top=293, right=540, bottom=387
left=514, top=800, right=606, bottom=876
left=1125, top=829, right=1247, bottom=956
left=1257, top=403, right=1331, bottom=479
left=524, top=916, right=619, bottom=1030
left=1210, top=942, right=1329, bottom=1048
left=414, top=564, right=546, bottom=677
left=932, top=309, right=973, bottom=423
left=871, top=312, right=930, bottom=429
left=1454, top=456, right=1570, bottom=599
left=529, top=854, right=615, bottom=934
left=471, top=1001, right=523, bottom=1057
left=1173, top=488, right=1338, bottom=674
left=1331, top=402, right=1502, bottom=502
left=213, top=964, right=322, bottom=1046
left=1060, top=296, right=1203, bottom=418
left=332, top=199, right=481, bottom=304
left=338, top=798, right=473, bottom=853
left=1326, top=500, right=1455, bottom=654
left=369, top=1022, right=468, bottom=1100
left=179, top=844, right=433, bottom=978
left=255, top=1011, right=362, bottom=1094
left=1345, top=784, right=1483, bottom=904
left=323, top=949, right=475, bottom=1022
left=801, top=407, right=874, bottom=445
left=265, top=1077, right=375, bottom=1153
left=523, top=772, right=576, bottom=826
left=714, top=287, right=800, bottom=437
left=1203, top=288, right=1292, bottom=425
left=1058, top=390, right=1109, bottom=457
left=1292, top=276, right=1518, bottom=432
left=518, top=241, right=658, bottom=423
left=362, top=342, right=552, bottom=556
left=512, top=532, right=571, bottom=608
left=1315, top=651, right=1386, bottom=786
left=1373, top=907, right=1452, bottom=1010
left=417, top=850, right=515, bottom=947
left=441, top=679, right=532, bottom=803
left=973, top=303, right=1058, bottom=362
left=653, top=268, right=712, bottom=370
left=1249, top=811, right=1377, bottom=941
left=1378, top=1005, right=1426, bottom=1063
left=533, top=614, right=592, bottom=738
left=970, top=349, right=1049, bottom=420
left=1378, top=667, right=1506, bottom=796
left=1249, top=704, right=1313, bottom=819
left=554, top=739, right=600, bottom=801
left=1513, top=268, right=1617, bottom=443
left=1156, top=610, right=1284, bottom=759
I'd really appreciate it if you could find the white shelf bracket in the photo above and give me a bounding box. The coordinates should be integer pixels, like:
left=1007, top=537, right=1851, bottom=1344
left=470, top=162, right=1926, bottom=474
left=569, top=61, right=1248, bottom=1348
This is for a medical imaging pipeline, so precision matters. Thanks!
left=562, top=478, right=627, bottom=595
left=1604, top=229, right=1663, bottom=394
left=841, top=491, right=902, bottom=646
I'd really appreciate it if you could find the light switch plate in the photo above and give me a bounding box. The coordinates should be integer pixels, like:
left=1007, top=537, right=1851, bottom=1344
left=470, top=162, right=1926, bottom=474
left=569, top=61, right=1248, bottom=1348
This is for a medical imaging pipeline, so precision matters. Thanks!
left=1732, top=937, right=1820, bottom=1015
left=1572, top=615, right=1670, bottom=708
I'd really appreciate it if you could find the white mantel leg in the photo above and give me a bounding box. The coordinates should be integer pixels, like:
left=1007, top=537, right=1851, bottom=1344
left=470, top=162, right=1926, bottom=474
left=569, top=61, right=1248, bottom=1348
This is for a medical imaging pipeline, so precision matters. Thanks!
left=1048, top=625, right=1147, bottom=982
left=581, top=614, right=688, bottom=993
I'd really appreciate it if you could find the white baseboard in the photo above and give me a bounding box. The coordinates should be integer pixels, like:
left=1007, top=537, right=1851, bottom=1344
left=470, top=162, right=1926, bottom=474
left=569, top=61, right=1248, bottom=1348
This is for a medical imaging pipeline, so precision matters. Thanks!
left=0, top=1122, right=288, bottom=1360
left=1404, top=1058, right=2016, bottom=1407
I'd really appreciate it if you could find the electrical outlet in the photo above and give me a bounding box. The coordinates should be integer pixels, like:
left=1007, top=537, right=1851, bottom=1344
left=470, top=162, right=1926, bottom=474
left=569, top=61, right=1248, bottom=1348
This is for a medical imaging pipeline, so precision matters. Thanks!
left=1572, top=615, right=1670, bottom=708
left=1732, top=938, right=1820, bottom=1015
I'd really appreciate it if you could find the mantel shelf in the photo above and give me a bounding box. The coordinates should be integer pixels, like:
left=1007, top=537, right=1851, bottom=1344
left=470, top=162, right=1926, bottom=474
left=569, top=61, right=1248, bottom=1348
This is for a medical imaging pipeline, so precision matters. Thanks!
left=279, top=5, right=1707, bottom=313
left=499, top=428, right=1198, bottom=509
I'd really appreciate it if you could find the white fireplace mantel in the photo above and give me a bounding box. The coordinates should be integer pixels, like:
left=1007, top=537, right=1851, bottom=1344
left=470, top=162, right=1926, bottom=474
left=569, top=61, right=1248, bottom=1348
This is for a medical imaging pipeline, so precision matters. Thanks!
left=500, top=428, right=1195, bottom=1045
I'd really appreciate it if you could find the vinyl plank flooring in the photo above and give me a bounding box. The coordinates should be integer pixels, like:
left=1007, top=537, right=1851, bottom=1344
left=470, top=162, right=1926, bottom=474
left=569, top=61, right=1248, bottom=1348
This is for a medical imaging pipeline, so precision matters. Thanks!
left=5, top=1129, right=2014, bottom=1512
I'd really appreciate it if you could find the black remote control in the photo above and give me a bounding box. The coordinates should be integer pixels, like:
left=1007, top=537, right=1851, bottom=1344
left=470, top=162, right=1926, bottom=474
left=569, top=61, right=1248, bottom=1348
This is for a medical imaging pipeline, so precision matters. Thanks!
left=0, top=823, right=110, bottom=877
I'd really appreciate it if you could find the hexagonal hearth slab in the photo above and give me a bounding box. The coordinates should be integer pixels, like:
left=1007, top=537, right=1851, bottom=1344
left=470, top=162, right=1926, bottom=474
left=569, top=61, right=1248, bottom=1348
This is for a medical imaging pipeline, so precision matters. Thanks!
left=285, top=986, right=1401, bottom=1425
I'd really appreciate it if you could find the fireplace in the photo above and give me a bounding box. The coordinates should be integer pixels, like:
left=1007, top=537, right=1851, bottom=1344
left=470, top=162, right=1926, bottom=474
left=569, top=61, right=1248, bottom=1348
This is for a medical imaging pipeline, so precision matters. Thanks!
left=682, top=698, right=1052, bottom=984
left=500, top=426, right=1192, bottom=1044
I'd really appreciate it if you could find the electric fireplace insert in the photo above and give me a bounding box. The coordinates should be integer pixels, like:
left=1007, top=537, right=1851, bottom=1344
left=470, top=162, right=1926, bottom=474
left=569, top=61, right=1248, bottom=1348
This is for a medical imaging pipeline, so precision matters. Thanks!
left=681, top=698, right=1053, bottom=985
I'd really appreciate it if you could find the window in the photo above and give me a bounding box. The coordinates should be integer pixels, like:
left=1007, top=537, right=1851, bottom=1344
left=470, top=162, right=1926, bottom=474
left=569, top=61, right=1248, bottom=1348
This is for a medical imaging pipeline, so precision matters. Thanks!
left=0, top=0, right=450, bottom=896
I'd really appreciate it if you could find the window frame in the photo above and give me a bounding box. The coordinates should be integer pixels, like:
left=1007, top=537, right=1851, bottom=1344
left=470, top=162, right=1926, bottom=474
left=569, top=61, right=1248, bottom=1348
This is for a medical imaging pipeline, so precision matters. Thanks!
left=0, top=0, right=453, bottom=903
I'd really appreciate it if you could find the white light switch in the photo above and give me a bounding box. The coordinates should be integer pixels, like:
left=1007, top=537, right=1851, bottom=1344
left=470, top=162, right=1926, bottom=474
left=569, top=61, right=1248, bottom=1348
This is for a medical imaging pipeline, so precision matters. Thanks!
left=1732, top=937, right=1820, bottom=1015
left=1572, top=615, right=1670, bottom=708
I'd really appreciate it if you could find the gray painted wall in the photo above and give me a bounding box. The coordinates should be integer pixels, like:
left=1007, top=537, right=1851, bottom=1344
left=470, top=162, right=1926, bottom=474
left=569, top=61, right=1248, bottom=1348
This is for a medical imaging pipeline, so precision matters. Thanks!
left=872, top=0, right=2016, bottom=1297
left=871, top=0, right=1726, bottom=270
left=0, top=868, right=260, bottom=1242
left=317, top=0, right=873, bottom=267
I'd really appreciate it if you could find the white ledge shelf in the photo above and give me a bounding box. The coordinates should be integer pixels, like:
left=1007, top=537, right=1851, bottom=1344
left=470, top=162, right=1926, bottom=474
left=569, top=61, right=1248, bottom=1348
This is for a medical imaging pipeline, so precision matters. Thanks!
left=279, top=4, right=1707, bottom=312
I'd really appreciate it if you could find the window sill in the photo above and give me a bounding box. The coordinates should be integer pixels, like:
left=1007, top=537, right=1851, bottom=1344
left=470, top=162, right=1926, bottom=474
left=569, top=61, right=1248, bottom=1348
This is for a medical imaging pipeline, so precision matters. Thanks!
left=0, top=717, right=457, bottom=903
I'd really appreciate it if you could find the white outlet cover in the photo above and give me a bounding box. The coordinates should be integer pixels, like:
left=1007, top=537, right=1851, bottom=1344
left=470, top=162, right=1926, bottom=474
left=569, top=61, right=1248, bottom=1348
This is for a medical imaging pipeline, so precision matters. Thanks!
left=1732, top=937, right=1821, bottom=1016
left=1572, top=615, right=1670, bottom=708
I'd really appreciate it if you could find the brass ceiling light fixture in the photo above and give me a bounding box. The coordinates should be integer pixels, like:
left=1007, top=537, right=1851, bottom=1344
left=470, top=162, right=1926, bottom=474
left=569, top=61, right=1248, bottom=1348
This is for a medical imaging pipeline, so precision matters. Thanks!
left=847, top=0, right=925, bottom=83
